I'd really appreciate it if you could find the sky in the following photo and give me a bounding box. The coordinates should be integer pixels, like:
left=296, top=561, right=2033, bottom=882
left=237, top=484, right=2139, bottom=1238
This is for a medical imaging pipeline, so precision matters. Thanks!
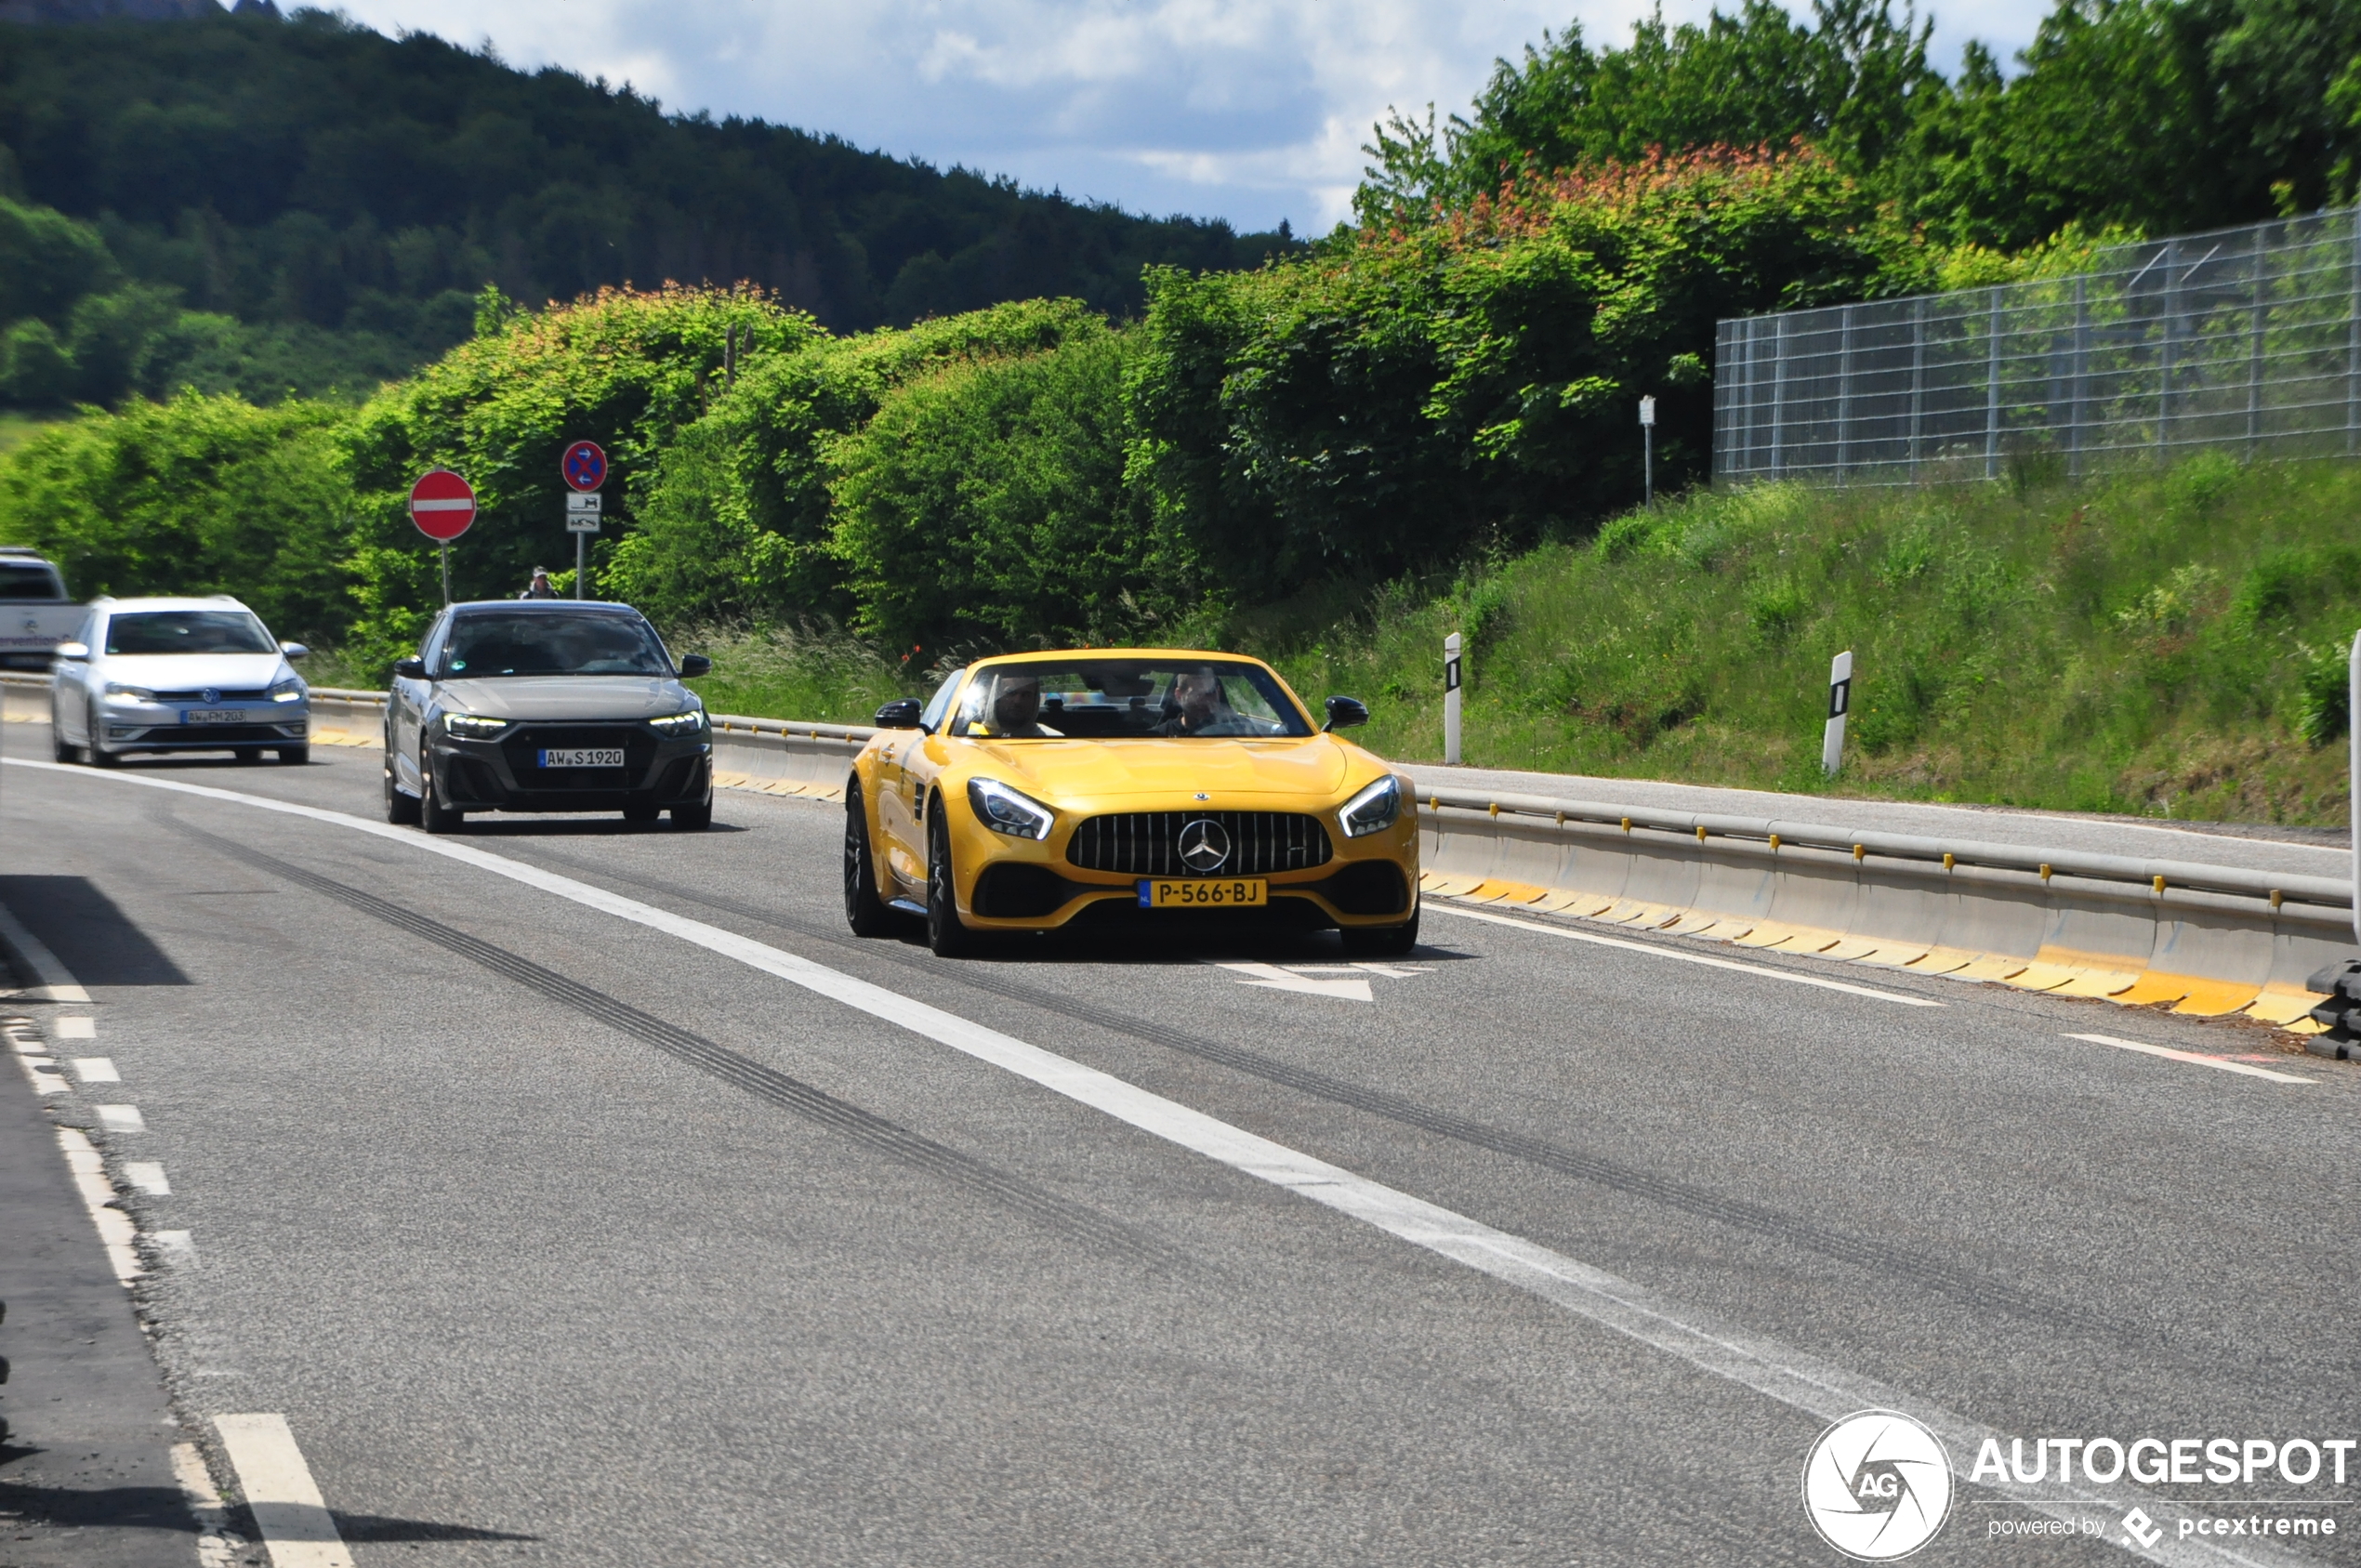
left=319, top=0, right=2058, bottom=234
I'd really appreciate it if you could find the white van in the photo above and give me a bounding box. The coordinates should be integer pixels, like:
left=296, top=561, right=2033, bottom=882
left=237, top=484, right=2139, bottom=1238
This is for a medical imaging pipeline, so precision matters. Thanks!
left=0, top=547, right=86, bottom=670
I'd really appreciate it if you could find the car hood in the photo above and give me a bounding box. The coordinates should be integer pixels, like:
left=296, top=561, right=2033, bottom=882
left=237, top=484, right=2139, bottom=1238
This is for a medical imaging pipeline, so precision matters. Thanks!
left=435, top=676, right=695, bottom=720
left=99, top=653, right=293, bottom=691
left=967, top=735, right=1354, bottom=799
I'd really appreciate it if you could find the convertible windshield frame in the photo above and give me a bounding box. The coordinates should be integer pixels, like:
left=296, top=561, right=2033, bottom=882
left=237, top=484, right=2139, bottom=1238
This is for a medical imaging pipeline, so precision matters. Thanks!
left=438, top=609, right=675, bottom=679
left=952, top=658, right=1314, bottom=740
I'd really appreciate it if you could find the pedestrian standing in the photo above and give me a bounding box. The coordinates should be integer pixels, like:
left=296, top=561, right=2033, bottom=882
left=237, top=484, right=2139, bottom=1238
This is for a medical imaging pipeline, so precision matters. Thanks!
left=520, top=567, right=558, bottom=600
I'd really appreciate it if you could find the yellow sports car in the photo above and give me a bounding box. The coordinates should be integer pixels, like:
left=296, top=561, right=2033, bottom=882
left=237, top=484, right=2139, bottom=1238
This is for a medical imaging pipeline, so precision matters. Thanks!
left=843, top=650, right=1419, bottom=957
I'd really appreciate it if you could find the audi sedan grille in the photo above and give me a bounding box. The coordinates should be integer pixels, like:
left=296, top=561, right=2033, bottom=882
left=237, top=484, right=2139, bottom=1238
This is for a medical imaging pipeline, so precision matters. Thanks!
left=499, top=724, right=656, bottom=789
left=1066, top=811, right=1333, bottom=877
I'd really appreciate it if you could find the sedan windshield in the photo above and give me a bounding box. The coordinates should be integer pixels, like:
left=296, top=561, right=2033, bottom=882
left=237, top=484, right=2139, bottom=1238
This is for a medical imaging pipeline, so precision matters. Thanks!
left=952, top=660, right=1312, bottom=739
left=442, top=612, right=672, bottom=677
left=104, top=611, right=275, bottom=655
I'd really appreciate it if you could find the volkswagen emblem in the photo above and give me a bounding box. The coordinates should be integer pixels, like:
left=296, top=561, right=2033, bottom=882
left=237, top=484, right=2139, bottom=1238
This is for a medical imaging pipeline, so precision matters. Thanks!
left=1177, top=817, right=1231, bottom=874
left=202, top=687, right=219, bottom=704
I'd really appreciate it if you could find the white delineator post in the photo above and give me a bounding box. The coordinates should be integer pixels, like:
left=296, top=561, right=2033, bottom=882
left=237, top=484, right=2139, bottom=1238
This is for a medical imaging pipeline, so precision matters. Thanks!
left=1639, top=394, right=1656, bottom=506
left=1444, top=632, right=1463, bottom=766
left=2349, top=633, right=2359, bottom=945
left=1822, top=650, right=1853, bottom=777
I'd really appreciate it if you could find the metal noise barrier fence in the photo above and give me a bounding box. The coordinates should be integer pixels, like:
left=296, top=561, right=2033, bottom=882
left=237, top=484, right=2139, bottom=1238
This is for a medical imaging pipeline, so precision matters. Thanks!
left=7, top=676, right=2351, bottom=1027
left=1418, top=786, right=2349, bottom=1030
left=1714, top=205, right=2361, bottom=484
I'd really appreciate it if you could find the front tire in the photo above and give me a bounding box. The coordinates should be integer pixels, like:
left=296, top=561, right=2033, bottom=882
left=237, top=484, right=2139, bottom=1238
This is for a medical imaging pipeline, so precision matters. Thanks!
left=51, top=718, right=73, bottom=763
left=231, top=746, right=266, bottom=765
left=843, top=780, right=896, bottom=937
left=925, top=799, right=977, bottom=958
left=419, top=755, right=465, bottom=834
left=1341, top=905, right=1419, bottom=958
left=85, top=704, right=116, bottom=768
left=669, top=796, right=712, bottom=831
left=277, top=744, right=310, bottom=765
left=622, top=801, right=662, bottom=824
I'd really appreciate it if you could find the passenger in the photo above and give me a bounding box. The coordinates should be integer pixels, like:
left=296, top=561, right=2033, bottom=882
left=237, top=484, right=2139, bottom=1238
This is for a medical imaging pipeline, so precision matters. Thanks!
left=1158, top=666, right=1233, bottom=735
left=518, top=566, right=559, bottom=600
left=990, top=673, right=1062, bottom=737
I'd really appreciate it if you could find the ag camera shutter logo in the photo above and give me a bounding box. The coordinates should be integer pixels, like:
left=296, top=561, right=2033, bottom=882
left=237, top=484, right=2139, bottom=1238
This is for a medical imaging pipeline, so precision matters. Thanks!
left=1802, top=1410, right=1953, bottom=1560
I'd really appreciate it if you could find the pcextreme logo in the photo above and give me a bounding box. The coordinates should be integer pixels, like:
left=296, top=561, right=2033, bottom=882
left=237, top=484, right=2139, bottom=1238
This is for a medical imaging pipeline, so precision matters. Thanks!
left=1802, top=1411, right=1955, bottom=1561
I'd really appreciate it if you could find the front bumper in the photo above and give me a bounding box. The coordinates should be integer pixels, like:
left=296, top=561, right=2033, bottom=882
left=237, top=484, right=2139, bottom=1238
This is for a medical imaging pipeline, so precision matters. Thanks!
left=98, top=704, right=310, bottom=751
left=428, top=720, right=713, bottom=813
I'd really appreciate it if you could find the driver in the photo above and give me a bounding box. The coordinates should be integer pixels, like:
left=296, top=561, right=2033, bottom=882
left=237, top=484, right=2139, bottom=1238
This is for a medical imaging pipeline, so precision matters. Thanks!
left=1159, top=666, right=1233, bottom=735
left=990, top=672, right=1062, bottom=737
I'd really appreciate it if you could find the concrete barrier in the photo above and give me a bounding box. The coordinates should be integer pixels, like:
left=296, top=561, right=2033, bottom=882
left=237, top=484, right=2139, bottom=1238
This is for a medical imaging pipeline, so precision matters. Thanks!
left=9, top=670, right=2350, bottom=1030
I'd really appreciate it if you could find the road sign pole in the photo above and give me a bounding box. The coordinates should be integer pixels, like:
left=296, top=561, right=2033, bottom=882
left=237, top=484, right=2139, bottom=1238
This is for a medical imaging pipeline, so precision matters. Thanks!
left=441, top=543, right=450, bottom=607
left=1640, top=395, right=1656, bottom=507
left=575, top=529, right=587, bottom=601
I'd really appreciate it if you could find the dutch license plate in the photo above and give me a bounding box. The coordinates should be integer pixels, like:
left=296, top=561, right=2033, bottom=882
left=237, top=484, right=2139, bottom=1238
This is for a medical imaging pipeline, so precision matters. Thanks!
left=181, top=708, right=247, bottom=724
left=538, top=748, right=626, bottom=768
left=1139, top=878, right=1268, bottom=908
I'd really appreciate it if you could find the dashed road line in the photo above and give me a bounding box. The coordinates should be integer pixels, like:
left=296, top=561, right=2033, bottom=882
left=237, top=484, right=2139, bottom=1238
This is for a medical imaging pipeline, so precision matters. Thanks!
left=11, top=757, right=2307, bottom=1567
left=2065, top=1032, right=2315, bottom=1084
left=72, top=1055, right=119, bottom=1082
left=57, top=1014, right=95, bottom=1038
left=55, top=1126, right=140, bottom=1285
left=212, top=1413, right=356, bottom=1568
left=1430, top=898, right=1945, bottom=1007
left=97, top=1102, right=146, bottom=1130
left=125, top=1160, right=171, bottom=1194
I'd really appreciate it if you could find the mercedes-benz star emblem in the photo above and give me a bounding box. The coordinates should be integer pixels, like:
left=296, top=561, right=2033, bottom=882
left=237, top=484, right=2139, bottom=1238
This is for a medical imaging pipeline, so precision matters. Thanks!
left=1177, top=818, right=1231, bottom=874
left=202, top=688, right=219, bottom=704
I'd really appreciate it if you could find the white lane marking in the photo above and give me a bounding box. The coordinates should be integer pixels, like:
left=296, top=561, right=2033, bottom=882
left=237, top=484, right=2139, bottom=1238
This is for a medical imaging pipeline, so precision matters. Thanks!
left=125, top=1160, right=171, bottom=1194
left=1431, top=900, right=1945, bottom=1008
left=0, top=896, right=91, bottom=1002
left=2064, top=1033, right=2316, bottom=1084
left=97, top=1102, right=145, bottom=1130
left=73, top=1056, right=119, bottom=1082
left=1213, top=960, right=1372, bottom=1001
left=212, top=1414, right=356, bottom=1568
left=151, top=1229, right=198, bottom=1267
left=170, top=1441, right=242, bottom=1568
left=11, top=761, right=2293, bottom=1566
left=55, top=1127, right=140, bottom=1284
left=57, top=1015, right=95, bottom=1038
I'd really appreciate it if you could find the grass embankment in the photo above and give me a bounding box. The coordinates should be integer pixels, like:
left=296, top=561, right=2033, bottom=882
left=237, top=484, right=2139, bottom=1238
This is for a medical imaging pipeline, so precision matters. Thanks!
left=1258, top=453, right=2361, bottom=825
left=0, top=411, right=73, bottom=460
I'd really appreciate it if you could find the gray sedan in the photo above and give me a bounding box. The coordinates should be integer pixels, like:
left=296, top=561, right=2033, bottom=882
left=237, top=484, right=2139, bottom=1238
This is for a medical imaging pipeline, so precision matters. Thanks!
left=385, top=601, right=715, bottom=832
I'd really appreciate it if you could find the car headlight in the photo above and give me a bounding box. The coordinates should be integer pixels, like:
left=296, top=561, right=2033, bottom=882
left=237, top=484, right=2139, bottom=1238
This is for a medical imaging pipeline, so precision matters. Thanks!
left=648, top=709, right=706, bottom=736
left=1340, top=774, right=1405, bottom=837
left=442, top=712, right=510, bottom=740
left=968, top=776, right=1055, bottom=840
left=102, top=682, right=157, bottom=705
left=269, top=677, right=306, bottom=704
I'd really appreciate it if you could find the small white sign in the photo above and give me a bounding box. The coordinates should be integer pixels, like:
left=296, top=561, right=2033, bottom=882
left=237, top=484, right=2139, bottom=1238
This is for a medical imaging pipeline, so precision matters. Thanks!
left=565, top=492, right=601, bottom=533
left=1639, top=395, right=1656, bottom=427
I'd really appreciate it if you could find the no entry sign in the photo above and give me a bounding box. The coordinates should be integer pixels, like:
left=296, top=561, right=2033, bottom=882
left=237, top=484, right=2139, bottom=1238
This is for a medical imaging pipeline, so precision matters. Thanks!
left=408, top=469, right=477, bottom=542
left=561, top=441, right=607, bottom=493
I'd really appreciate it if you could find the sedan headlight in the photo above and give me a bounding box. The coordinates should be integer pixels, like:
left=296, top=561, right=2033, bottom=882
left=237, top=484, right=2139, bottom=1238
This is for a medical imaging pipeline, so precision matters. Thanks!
left=1340, top=774, right=1405, bottom=837
left=442, top=712, right=510, bottom=740
left=648, top=708, right=706, bottom=736
left=268, top=677, right=306, bottom=704
left=102, top=681, right=157, bottom=705
left=968, top=776, right=1055, bottom=840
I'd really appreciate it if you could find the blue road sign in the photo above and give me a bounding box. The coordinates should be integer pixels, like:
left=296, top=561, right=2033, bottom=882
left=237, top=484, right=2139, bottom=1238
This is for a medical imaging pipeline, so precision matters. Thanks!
left=562, top=441, right=608, bottom=493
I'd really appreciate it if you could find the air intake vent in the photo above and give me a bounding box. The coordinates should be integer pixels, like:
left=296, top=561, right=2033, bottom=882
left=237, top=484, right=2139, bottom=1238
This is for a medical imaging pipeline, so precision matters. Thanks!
left=1066, top=811, right=1333, bottom=877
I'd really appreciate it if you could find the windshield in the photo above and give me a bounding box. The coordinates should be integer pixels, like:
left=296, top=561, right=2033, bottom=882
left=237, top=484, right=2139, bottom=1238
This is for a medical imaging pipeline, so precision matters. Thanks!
left=442, top=611, right=672, bottom=678
left=104, top=611, right=274, bottom=655
left=0, top=562, right=63, bottom=600
left=952, top=660, right=1312, bottom=739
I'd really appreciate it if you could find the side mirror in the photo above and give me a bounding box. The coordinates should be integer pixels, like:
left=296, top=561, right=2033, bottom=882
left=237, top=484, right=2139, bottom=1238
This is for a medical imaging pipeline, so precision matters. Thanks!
left=1323, top=695, right=1369, bottom=731
left=392, top=657, right=427, bottom=680
left=873, top=698, right=924, bottom=730
left=53, top=641, right=88, bottom=662
left=279, top=640, right=310, bottom=660
left=677, top=653, right=712, bottom=679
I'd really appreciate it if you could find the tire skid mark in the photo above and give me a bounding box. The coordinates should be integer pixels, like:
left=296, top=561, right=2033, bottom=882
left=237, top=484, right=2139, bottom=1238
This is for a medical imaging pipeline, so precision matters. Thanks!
left=185, top=825, right=1174, bottom=1270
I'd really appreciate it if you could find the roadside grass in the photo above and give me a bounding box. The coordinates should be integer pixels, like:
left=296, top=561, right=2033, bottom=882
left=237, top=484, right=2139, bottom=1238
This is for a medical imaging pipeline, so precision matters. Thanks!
left=1246, top=452, right=2361, bottom=826
left=664, top=619, right=917, bottom=725
left=0, top=409, right=75, bottom=461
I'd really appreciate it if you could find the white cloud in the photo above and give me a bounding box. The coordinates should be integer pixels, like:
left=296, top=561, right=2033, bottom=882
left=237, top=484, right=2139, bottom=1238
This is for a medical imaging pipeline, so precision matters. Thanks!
left=324, top=0, right=2061, bottom=233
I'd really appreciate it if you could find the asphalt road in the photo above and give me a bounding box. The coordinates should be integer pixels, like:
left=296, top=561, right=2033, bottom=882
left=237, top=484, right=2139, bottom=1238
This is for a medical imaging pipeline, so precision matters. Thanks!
left=3, top=728, right=2358, bottom=1567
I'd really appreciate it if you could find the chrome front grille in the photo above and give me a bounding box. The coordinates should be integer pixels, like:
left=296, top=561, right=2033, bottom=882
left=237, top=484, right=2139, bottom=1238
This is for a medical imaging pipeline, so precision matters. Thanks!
left=1066, top=811, right=1333, bottom=877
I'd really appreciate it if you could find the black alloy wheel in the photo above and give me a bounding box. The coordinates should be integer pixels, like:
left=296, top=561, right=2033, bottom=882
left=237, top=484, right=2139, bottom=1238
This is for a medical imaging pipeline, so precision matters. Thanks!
left=384, top=739, right=420, bottom=824
left=1340, top=904, right=1420, bottom=958
left=925, top=799, right=977, bottom=958
left=842, top=780, right=896, bottom=937
left=670, top=794, right=713, bottom=832
left=419, top=751, right=466, bottom=835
